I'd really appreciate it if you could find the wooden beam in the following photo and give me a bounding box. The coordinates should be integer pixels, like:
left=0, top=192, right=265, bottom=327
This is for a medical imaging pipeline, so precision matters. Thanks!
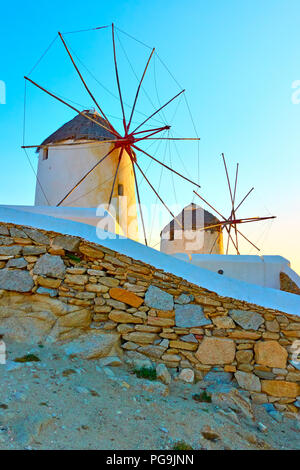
left=56, top=146, right=115, bottom=206
left=133, top=145, right=201, bottom=188
left=24, top=76, right=118, bottom=137
left=21, top=139, right=122, bottom=150
left=58, top=31, right=119, bottom=136
left=132, top=89, right=185, bottom=134
left=108, top=147, right=124, bottom=207
left=132, top=160, right=148, bottom=246
left=112, top=23, right=127, bottom=133
left=127, top=47, right=155, bottom=132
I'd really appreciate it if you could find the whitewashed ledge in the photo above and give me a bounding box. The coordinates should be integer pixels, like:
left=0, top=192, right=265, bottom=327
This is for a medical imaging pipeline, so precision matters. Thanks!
left=0, top=204, right=299, bottom=317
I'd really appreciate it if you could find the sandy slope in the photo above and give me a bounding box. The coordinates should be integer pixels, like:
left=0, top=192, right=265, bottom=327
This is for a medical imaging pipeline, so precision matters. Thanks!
left=0, top=340, right=299, bottom=450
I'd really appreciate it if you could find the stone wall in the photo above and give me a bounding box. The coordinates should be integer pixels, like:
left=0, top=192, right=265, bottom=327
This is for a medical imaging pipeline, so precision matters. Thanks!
left=280, top=272, right=300, bottom=296
left=0, top=221, right=300, bottom=413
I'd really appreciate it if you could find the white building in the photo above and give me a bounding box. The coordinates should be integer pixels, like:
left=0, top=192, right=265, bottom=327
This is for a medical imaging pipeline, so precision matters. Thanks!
left=35, top=110, right=138, bottom=241
left=160, top=202, right=224, bottom=255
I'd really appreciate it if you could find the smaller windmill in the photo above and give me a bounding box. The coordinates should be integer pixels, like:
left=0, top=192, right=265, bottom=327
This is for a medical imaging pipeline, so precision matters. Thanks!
left=193, top=153, right=276, bottom=255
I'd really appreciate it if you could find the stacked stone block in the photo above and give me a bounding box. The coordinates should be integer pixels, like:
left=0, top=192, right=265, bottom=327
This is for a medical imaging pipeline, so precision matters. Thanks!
left=0, top=222, right=299, bottom=415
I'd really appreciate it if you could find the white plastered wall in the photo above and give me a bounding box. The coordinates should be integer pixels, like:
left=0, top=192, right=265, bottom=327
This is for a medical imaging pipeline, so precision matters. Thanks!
left=173, top=253, right=292, bottom=289
left=35, top=140, right=138, bottom=241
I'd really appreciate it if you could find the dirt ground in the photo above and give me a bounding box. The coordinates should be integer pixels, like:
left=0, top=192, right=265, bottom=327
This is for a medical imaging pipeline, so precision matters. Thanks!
left=0, top=339, right=299, bottom=450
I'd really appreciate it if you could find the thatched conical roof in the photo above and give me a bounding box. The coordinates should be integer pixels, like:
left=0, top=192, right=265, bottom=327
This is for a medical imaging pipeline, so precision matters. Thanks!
left=38, top=110, right=116, bottom=151
left=162, top=203, right=222, bottom=232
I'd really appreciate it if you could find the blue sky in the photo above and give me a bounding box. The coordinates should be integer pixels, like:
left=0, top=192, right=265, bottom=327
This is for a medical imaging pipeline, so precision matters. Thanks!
left=0, top=0, right=300, bottom=271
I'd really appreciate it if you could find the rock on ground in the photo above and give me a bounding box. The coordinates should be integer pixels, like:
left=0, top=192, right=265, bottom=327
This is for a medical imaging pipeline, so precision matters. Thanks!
left=61, top=332, right=121, bottom=360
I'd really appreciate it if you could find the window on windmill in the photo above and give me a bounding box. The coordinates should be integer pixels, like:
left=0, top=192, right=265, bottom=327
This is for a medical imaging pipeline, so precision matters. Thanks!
left=192, top=208, right=197, bottom=231
left=42, top=147, right=49, bottom=161
left=118, top=184, right=124, bottom=196
left=169, top=220, right=175, bottom=241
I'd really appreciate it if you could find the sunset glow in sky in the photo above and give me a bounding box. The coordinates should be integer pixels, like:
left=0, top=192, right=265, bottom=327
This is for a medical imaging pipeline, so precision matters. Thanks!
left=0, top=0, right=299, bottom=273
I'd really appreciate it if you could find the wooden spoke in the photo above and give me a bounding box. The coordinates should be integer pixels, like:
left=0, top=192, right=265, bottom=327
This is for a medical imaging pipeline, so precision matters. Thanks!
left=234, top=225, right=240, bottom=254
left=112, top=23, right=127, bottom=132
left=193, top=186, right=271, bottom=255
left=235, top=187, right=254, bottom=212
left=229, top=216, right=276, bottom=225
left=233, top=163, right=239, bottom=205
left=194, top=221, right=231, bottom=232
left=134, top=127, right=171, bottom=142
left=22, top=139, right=123, bottom=150
left=236, top=228, right=260, bottom=252
left=56, top=146, right=115, bottom=206
left=240, top=216, right=276, bottom=224
left=232, top=163, right=239, bottom=254
left=222, top=153, right=239, bottom=254
left=108, top=147, right=124, bottom=207
left=222, top=155, right=240, bottom=252
left=133, top=145, right=201, bottom=188
left=134, top=160, right=183, bottom=227
left=143, top=137, right=200, bottom=141
left=132, top=162, right=148, bottom=246
left=127, top=48, right=155, bottom=133
left=24, top=76, right=119, bottom=137
left=193, top=189, right=239, bottom=253
left=225, top=224, right=231, bottom=255
left=133, top=126, right=170, bottom=136
left=210, top=232, right=220, bottom=254
left=58, top=32, right=119, bottom=136
left=132, top=89, right=185, bottom=134
left=193, top=190, right=227, bottom=222
left=62, top=25, right=111, bottom=34
left=222, top=153, right=234, bottom=206
left=225, top=224, right=240, bottom=254
left=195, top=216, right=276, bottom=232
